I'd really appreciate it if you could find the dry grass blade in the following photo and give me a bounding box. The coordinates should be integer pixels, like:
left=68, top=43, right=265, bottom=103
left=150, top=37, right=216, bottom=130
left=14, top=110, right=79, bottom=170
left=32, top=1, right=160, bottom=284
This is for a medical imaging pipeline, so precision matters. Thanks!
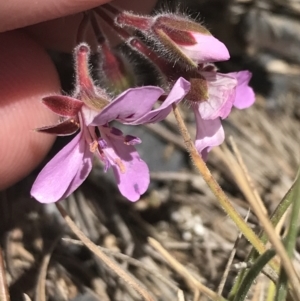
left=221, top=142, right=300, bottom=299
left=62, top=237, right=179, bottom=291
left=229, top=137, right=267, bottom=215
left=35, top=237, right=60, bottom=301
left=217, top=209, right=250, bottom=295
left=251, top=278, right=264, bottom=301
left=266, top=282, right=276, bottom=301
left=23, top=294, right=32, bottom=301
left=56, top=203, right=157, bottom=301
left=274, top=168, right=300, bottom=300
left=0, top=247, right=10, bottom=301
left=148, top=237, right=227, bottom=301
left=221, top=143, right=268, bottom=217
left=177, top=290, right=185, bottom=301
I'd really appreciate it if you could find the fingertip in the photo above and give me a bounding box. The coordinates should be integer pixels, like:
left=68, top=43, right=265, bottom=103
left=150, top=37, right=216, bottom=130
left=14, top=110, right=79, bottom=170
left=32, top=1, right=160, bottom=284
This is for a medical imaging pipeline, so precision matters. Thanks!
left=0, top=0, right=111, bottom=32
left=25, top=0, right=159, bottom=52
left=0, top=31, right=60, bottom=189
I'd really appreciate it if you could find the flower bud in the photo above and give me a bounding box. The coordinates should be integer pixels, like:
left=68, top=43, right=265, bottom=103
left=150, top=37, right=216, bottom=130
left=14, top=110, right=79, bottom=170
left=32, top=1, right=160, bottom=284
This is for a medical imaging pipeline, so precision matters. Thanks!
left=116, top=12, right=230, bottom=68
left=73, top=44, right=110, bottom=112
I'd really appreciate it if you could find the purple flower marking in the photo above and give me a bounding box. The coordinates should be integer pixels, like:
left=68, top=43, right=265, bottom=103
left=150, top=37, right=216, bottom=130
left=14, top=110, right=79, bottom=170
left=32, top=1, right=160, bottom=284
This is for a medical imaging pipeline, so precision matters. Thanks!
left=31, top=43, right=190, bottom=203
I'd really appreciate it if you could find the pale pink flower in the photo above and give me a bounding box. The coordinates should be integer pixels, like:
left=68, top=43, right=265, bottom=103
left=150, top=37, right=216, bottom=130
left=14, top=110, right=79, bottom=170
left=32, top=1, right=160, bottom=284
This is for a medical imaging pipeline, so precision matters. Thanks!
left=187, top=69, right=255, bottom=157
left=31, top=44, right=190, bottom=203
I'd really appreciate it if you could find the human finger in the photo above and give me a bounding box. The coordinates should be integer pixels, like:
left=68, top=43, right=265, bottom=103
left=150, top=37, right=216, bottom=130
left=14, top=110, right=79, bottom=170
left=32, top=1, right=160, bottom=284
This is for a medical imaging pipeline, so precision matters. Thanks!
left=0, top=31, right=60, bottom=189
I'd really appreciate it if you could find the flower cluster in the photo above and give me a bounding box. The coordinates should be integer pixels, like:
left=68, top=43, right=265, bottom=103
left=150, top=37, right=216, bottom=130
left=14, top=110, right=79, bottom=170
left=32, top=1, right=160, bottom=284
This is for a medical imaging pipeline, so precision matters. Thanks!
left=31, top=44, right=190, bottom=203
left=115, top=12, right=230, bottom=67
left=113, top=11, right=255, bottom=158
left=31, top=7, right=255, bottom=203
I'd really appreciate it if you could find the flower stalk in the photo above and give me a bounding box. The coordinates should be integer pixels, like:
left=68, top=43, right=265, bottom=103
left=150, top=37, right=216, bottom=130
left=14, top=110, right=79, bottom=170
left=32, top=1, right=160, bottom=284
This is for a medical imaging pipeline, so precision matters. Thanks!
left=172, top=104, right=267, bottom=257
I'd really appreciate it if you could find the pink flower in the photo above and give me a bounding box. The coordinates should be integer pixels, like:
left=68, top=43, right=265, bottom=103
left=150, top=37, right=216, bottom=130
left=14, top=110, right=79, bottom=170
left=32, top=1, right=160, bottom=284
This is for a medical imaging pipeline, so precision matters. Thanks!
left=116, top=12, right=229, bottom=67
left=153, top=15, right=230, bottom=64
left=187, top=68, right=255, bottom=157
left=31, top=44, right=190, bottom=203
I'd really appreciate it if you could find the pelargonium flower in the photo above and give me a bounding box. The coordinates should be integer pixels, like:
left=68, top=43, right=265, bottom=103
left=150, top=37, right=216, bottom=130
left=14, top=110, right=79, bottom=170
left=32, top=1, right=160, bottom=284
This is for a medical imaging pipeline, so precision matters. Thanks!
left=115, top=12, right=229, bottom=67
left=31, top=43, right=190, bottom=203
left=186, top=66, right=255, bottom=158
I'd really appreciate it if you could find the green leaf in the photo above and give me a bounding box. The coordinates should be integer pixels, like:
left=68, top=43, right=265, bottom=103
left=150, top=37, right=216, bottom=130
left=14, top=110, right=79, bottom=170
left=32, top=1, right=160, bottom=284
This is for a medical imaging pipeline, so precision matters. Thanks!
left=275, top=169, right=300, bottom=301
left=233, top=249, right=276, bottom=301
left=229, top=177, right=297, bottom=300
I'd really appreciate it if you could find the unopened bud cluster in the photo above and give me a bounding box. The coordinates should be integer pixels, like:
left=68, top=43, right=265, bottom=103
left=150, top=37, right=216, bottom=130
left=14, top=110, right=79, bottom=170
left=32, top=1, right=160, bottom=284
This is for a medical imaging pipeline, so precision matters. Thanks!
left=116, top=12, right=230, bottom=68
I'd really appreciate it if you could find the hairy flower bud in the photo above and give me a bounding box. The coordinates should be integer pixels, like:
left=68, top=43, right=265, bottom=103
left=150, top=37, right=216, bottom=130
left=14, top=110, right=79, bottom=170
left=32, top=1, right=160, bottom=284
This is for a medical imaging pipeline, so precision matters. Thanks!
left=74, top=44, right=110, bottom=112
left=116, top=12, right=229, bottom=68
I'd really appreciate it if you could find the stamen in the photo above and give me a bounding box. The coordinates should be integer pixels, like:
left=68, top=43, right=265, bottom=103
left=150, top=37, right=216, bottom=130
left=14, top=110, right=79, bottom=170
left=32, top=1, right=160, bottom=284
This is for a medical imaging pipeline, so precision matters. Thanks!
left=115, top=158, right=126, bottom=174
left=89, top=140, right=98, bottom=152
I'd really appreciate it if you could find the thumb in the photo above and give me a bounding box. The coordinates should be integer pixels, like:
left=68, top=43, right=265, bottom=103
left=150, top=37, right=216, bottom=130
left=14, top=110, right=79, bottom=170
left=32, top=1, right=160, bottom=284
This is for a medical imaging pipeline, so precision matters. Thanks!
left=0, top=31, right=59, bottom=189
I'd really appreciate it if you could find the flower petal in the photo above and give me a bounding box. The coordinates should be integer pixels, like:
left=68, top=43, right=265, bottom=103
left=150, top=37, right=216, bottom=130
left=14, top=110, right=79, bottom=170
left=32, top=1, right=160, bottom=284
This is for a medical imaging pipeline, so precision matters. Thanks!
left=128, top=77, right=190, bottom=125
left=63, top=142, right=93, bottom=198
left=42, top=95, right=83, bottom=117
left=180, top=33, right=230, bottom=63
left=198, top=72, right=237, bottom=120
left=90, top=86, right=164, bottom=125
left=35, top=118, right=80, bottom=136
left=101, top=128, right=149, bottom=202
left=228, top=71, right=255, bottom=109
left=31, top=132, right=92, bottom=203
left=81, top=105, right=103, bottom=126
left=194, top=108, right=224, bottom=158
left=124, top=135, right=142, bottom=145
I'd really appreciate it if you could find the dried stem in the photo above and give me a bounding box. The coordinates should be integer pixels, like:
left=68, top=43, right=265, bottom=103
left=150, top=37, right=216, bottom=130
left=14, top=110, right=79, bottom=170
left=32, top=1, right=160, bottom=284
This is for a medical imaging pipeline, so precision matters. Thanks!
left=35, top=237, right=60, bottom=301
left=62, top=237, right=179, bottom=291
left=229, top=136, right=266, bottom=215
left=217, top=210, right=250, bottom=295
left=0, top=247, right=10, bottom=301
left=148, top=238, right=227, bottom=301
left=223, top=142, right=300, bottom=300
left=177, top=290, right=185, bottom=301
left=56, top=203, right=156, bottom=301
